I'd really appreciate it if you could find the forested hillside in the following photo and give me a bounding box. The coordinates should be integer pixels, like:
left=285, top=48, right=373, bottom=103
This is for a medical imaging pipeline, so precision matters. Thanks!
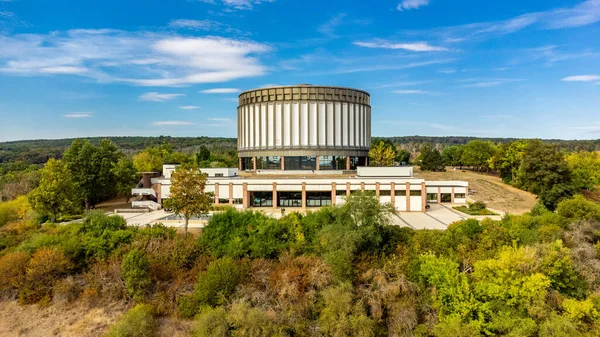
left=2, top=136, right=599, bottom=165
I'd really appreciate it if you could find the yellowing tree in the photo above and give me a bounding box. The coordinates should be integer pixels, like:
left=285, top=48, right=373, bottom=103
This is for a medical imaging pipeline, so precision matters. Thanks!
left=133, top=147, right=164, bottom=173
left=28, top=159, right=78, bottom=222
left=566, top=151, right=600, bottom=191
left=369, top=141, right=396, bottom=167
left=163, top=163, right=212, bottom=238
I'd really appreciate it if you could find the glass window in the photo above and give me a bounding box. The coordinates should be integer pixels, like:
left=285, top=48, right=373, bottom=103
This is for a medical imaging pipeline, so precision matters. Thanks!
left=278, top=192, right=302, bottom=207
left=319, top=156, right=334, bottom=170
left=301, top=156, right=317, bottom=170
left=214, top=173, right=224, bottom=177
left=379, top=190, right=391, bottom=196
left=336, top=190, right=347, bottom=196
left=266, top=156, right=281, bottom=170
left=335, top=156, right=347, bottom=170
left=427, top=193, right=438, bottom=202
left=441, top=193, right=452, bottom=203
left=233, top=198, right=243, bottom=205
left=455, top=193, right=466, bottom=199
left=395, top=190, right=405, bottom=196
left=251, top=192, right=272, bottom=207
left=218, top=198, right=229, bottom=204
left=410, top=190, right=422, bottom=196
left=241, top=157, right=254, bottom=171
left=306, top=192, right=332, bottom=207
left=283, top=156, right=316, bottom=170
left=256, top=157, right=267, bottom=170
left=349, top=156, right=359, bottom=170
left=284, top=156, right=301, bottom=171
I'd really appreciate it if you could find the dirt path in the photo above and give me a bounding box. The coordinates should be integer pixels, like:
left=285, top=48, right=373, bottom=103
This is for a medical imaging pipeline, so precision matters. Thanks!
left=0, top=300, right=194, bottom=337
left=414, top=168, right=538, bottom=214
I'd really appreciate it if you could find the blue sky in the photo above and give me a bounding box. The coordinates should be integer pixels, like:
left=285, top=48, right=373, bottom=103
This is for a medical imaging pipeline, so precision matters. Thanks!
left=0, top=0, right=599, bottom=141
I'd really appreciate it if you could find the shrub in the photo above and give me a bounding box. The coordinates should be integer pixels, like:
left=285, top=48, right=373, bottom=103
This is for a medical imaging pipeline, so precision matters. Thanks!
left=195, top=257, right=246, bottom=306
left=121, top=249, right=151, bottom=301
left=83, top=259, right=128, bottom=304
left=81, top=211, right=127, bottom=236
left=556, top=195, right=600, bottom=222
left=318, top=283, right=375, bottom=337
left=20, top=247, right=72, bottom=304
left=0, top=252, right=29, bottom=294
left=53, top=275, right=85, bottom=303
left=538, top=313, right=580, bottom=337
left=193, top=306, right=229, bottom=337
left=469, top=201, right=487, bottom=212
left=0, top=196, right=29, bottom=227
left=104, top=304, right=155, bottom=337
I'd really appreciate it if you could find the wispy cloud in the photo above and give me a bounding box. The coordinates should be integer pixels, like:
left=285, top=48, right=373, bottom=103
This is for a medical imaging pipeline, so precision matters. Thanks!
left=152, top=120, right=195, bottom=126
left=169, top=19, right=217, bottom=30
left=354, top=40, right=448, bottom=52
left=325, top=59, right=454, bottom=75
left=373, top=81, right=431, bottom=88
left=438, top=69, right=456, bottom=74
left=318, top=13, right=347, bottom=37
left=139, top=92, right=185, bottom=102
left=397, top=0, right=429, bottom=11
left=0, top=29, right=271, bottom=87
left=561, top=75, right=600, bottom=82
left=179, top=105, right=200, bottom=110
left=393, top=89, right=431, bottom=94
left=480, top=114, right=515, bottom=120
left=63, top=112, right=94, bottom=118
left=460, top=78, right=524, bottom=88
left=200, top=88, right=240, bottom=94
left=406, top=1, right=600, bottom=42
left=197, top=0, right=275, bottom=11
left=208, top=118, right=232, bottom=121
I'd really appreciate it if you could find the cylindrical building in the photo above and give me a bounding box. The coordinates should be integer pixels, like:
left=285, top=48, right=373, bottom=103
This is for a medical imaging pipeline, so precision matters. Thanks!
left=237, top=85, right=371, bottom=171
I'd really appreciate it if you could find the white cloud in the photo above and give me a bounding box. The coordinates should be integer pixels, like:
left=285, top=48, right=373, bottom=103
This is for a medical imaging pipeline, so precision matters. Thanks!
left=200, top=88, right=240, bottom=94
left=561, top=75, right=600, bottom=82
left=393, top=89, right=429, bottom=94
left=0, top=29, right=271, bottom=87
left=318, top=13, right=347, bottom=37
left=139, top=92, right=185, bottom=102
left=460, top=78, right=524, bottom=88
left=169, top=19, right=215, bottom=30
left=179, top=105, right=200, bottom=110
left=353, top=40, right=448, bottom=52
left=397, top=0, right=429, bottom=11
left=327, top=59, right=453, bottom=75
left=199, top=0, right=275, bottom=11
left=418, top=0, right=600, bottom=42
left=152, top=120, right=195, bottom=126
left=462, top=81, right=504, bottom=88
left=208, top=118, right=232, bottom=121
left=438, top=69, right=456, bottom=74
left=63, top=112, right=94, bottom=118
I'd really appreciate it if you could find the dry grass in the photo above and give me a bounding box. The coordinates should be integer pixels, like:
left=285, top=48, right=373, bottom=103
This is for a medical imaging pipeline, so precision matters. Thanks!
left=414, top=167, right=538, bottom=214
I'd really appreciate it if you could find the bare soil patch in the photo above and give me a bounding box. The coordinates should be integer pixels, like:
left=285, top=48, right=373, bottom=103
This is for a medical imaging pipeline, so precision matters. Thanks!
left=414, top=167, right=538, bottom=214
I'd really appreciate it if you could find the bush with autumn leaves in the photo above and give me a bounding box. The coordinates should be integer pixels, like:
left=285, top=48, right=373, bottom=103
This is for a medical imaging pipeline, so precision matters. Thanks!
left=1, top=193, right=600, bottom=336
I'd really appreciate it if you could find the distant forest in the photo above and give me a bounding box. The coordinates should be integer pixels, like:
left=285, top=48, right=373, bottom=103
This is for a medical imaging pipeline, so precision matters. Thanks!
left=1, top=135, right=599, bottom=165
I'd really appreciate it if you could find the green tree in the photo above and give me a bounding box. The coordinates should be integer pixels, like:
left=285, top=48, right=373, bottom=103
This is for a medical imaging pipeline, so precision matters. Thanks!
left=195, top=146, right=211, bottom=163
left=461, top=140, right=496, bottom=172
left=28, top=159, right=78, bottom=222
left=121, top=249, right=151, bottom=301
left=105, top=304, right=155, bottom=337
left=490, top=140, right=527, bottom=183
left=419, top=143, right=445, bottom=172
left=566, top=151, right=600, bottom=191
left=111, top=157, right=139, bottom=198
left=396, top=149, right=411, bottom=165
left=515, top=140, right=575, bottom=210
left=163, top=163, right=212, bottom=238
left=62, top=139, right=121, bottom=209
left=133, top=147, right=164, bottom=173
left=442, top=145, right=464, bottom=168
left=369, top=140, right=396, bottom=167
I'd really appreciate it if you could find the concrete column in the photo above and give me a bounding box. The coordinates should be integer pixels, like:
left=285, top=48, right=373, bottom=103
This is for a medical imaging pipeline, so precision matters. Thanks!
left=229, top=183, right=233, bottom=205
left=451, top=187, right=455, bottom=204
left=281, top=156, right=285, bottom=171
left=391, top=182, right=396, bottom=208
left=302, top=182, right=307, bottom=209
left=361, top=182, right=365, bottom=192
left=421, top=182, right=426, bottom=212
left=346, top=156, right=350, bottom=171
left=406, top=182, right=411, bottom=212
left=215, top=183, right=219, bottom=204
left=316, top=156, right=320, bottom=171
left=331, top=182, right=337, bottom=206
left=252, top=157, right=257, bottom=171
left=243, top=183, right=249, bottom=208
left=272, top=183, right=277, bottom=209
left=346, top=182, right=351, bottom=197
left=376, top=182, right=380, bottom=198
left=437, top=187, right=441, bottom=203
left=239, top=157, right=243, bottom=170
left=156, top=183, right=162, bottom=204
